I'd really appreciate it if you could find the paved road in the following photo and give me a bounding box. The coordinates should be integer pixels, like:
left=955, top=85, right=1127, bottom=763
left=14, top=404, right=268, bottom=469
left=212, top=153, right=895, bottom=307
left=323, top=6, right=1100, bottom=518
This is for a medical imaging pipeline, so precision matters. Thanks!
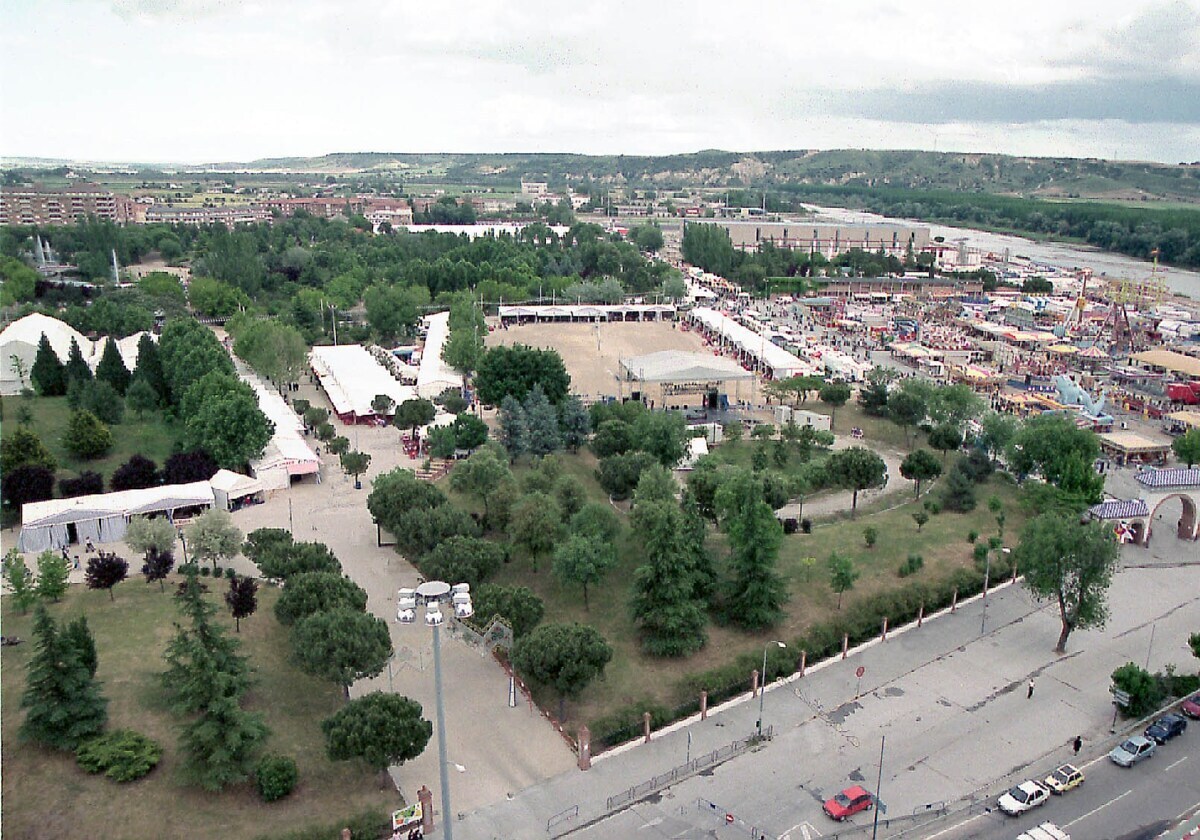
left=925, top=735, right=1199, bottom=840
left=453, top=545, right=1200, bottom=840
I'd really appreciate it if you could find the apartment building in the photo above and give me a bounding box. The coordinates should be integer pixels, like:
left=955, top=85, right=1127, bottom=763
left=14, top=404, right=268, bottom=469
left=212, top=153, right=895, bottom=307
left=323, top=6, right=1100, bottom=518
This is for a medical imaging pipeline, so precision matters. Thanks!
left=0, top=185, right=128, bottom=225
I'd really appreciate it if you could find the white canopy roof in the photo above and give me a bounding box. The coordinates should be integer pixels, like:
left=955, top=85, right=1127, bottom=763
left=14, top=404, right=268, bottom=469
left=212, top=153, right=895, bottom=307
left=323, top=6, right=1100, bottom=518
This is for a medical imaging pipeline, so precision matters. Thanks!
left=310, top=344, right=417, bottom=417
left=621, top=350, right=755, bottom=383
left=690, top=308, right=813, bottom=378
left=0, top=312, right=91, bottom=361
left=417, top=311, right=464, bottom=399
left=209, top=469, right=263, bottom=498
left=22, top=481, right=215, bottom=528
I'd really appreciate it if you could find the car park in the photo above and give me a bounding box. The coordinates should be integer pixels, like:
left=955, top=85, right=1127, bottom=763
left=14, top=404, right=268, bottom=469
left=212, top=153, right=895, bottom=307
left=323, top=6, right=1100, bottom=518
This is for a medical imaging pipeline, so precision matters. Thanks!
left=822, top=785, right=874, bottom=821
left=998, top=780, right=1049, bottom=815
left=1182, top=694, right=1200, bottom=720
left=1144, top=713, right=1188, bottom=744
left=1109, top=735, right=1156, bottom=767
left=1042, top=764, right=1084, bottom=794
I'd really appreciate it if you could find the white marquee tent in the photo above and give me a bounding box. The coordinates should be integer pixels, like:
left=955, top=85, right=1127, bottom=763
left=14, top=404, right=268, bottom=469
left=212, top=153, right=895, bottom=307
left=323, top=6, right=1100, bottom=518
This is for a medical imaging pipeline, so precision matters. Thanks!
left=209, top=469, right=265, bottom=511
left=0, top=313, right=90, bottom=394
left=235, top=360, right=320, bottom=490
left=310, top=344, right=416, bottom=422
left=18, top=481, right=215, bottom=553
left=416, top=311, right=464, bottom=399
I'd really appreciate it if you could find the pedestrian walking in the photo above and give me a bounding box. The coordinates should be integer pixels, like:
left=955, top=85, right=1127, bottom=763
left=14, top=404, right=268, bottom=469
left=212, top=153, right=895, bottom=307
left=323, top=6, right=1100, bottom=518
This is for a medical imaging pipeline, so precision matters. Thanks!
left=1073, top=735, right=1082, bottom=755
left=1027, top=678, right=1035, bottom=699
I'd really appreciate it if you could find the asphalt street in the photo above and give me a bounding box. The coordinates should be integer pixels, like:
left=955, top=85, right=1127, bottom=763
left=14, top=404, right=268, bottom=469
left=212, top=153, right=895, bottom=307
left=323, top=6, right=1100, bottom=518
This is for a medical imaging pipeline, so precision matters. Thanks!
left=454, top=550, right=1200, bottom=840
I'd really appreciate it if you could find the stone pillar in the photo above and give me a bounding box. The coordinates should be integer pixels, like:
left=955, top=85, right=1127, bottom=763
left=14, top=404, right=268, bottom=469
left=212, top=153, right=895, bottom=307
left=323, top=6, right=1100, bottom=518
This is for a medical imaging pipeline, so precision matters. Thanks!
left=418, top=785, right=434, bottom=834
left=842, top=633, right=849, bottom=659
left=577, top=725, right=592, bottom=771
left=643, top=712, right=652, bottom=743
left=951, top=588, right=958, bottom=613
left=751, top=668, right=760, bottom=698
left=798, top=650, right=807, bottom=677
left=881, top=617, right=888, bottom=641
left=700, top=690, right=709, bottom=720
left=917, top=603, right=924, bottom=627
left=1011, top=562, right=1019, bottom=583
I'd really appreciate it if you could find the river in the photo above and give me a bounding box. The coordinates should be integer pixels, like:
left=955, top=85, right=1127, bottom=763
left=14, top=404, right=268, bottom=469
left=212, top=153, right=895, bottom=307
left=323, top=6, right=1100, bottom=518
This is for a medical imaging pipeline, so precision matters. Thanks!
left=802, top=204, right=1200, bottom=301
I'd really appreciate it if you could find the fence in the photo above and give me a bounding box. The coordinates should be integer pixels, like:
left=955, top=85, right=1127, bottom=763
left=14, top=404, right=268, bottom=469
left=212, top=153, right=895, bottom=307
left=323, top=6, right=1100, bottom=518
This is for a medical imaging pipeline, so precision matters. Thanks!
left=546, top=805, right=579, bottom=833
left=603, top=728, right=770, bottom=813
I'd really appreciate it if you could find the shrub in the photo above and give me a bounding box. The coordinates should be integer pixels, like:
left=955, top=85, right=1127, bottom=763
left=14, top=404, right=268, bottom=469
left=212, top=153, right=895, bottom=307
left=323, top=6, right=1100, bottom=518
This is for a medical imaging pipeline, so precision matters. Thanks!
left=76, top=730, right=162, bottom=782
left=255, top=754, right=299, bottom=802
left=898, top=554, right=924, bottom=578
left=925, top=500, right=942, bottom=515
left=200, top=566, right=211, bottom=577
left=967, top=530, right=978, bottom=543
left=800, top=518, right=812, bottom=534
left=782, top=518, right=798, bottom=535
left=863, top=526, right=878, bottom=548
left=225, top=567, right=237, bottom=579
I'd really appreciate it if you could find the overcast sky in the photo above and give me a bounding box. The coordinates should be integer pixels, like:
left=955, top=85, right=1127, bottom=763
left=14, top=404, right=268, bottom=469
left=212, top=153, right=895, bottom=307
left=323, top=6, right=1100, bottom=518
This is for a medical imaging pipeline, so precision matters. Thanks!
left=2, top=0, right=1198, bottom=165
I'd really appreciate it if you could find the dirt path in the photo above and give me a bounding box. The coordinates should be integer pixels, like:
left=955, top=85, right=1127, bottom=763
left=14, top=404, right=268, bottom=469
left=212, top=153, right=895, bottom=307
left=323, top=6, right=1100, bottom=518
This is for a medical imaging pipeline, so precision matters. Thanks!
left=775, top=437, right=910, bottom=520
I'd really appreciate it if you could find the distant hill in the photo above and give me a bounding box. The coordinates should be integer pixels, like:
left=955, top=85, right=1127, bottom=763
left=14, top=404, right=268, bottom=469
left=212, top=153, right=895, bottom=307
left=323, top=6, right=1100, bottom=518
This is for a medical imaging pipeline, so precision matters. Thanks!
left=222, top=149, right=1200, bottom=204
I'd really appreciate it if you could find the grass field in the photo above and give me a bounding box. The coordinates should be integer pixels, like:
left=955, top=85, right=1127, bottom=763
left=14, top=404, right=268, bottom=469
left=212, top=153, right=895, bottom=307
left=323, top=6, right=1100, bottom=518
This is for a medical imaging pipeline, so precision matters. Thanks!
left=1, top=395, right=180, bottom=485
left=0, top=581, right=398, bottom=840
left=441, top=445, right=1026, bottom=737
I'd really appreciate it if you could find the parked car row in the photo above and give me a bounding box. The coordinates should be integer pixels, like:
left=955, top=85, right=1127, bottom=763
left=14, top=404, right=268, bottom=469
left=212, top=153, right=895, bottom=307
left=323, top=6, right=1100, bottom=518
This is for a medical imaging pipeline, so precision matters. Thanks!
left=1110, top=711, right=1189, bottom=768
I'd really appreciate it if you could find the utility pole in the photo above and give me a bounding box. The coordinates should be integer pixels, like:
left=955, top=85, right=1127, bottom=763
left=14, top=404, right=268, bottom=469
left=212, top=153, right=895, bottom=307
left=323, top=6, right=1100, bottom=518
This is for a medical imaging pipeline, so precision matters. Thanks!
left=871, top=736, right=885, bottom=840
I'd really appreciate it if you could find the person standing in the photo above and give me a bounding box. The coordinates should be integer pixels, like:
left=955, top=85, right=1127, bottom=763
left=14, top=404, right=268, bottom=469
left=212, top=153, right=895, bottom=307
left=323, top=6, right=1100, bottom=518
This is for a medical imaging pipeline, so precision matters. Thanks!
left=1027, top=678, right=1035, bottom=699
left=1073, top=735, right=1082, bottom=755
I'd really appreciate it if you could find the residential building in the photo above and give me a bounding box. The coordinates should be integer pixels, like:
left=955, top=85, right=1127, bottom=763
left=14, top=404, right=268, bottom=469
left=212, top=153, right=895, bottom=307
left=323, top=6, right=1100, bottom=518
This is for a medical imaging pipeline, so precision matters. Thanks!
left=0, top=184, right=125, bottom=225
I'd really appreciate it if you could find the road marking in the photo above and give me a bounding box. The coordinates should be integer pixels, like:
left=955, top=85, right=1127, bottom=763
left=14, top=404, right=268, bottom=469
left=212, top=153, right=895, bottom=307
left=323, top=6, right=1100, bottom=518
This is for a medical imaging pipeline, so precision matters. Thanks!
left=924, top=813, right=985, bottom=839
left=780, top=821, right=822, bottom=839
left=1164, top=756, right=1189, bottom=772
left=1063, top=789, right=1132, bottom=828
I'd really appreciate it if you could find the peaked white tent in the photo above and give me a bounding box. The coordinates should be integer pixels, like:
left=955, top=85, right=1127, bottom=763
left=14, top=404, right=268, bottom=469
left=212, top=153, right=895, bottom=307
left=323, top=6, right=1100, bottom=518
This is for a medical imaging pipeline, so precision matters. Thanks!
left=18, top=481, right=215, bottom=553
left=209, top=469, right=265, bottom=511
left=0, top=313, right=91, bottom=394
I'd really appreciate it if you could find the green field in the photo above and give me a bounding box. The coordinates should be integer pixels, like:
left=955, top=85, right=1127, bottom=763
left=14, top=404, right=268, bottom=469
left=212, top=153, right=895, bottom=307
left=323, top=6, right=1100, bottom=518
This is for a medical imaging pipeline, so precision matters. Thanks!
left=0, top=582, right=397, bottom=840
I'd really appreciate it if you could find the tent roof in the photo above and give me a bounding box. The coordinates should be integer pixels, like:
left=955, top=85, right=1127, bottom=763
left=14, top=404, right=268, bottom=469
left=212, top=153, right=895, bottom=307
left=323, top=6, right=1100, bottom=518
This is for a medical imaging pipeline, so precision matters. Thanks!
left=22, top=481, right=214, bottom=528
left=622, top=350, right=755, bottom=383
left=1131, top=348, right=1200, bottom=378
left=416, top=311, right=463, bottom=398
left=310, top=344, right=417, bottom=416
left=0, top=312, right=91, bottom=360
left=691, top=308, right=812, bottom=376
left=209, top=469, right=263, bottom=497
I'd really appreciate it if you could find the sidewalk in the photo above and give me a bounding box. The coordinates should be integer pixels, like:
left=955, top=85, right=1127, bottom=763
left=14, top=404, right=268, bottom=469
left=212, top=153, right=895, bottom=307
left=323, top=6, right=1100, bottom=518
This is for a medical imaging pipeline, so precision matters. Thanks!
left=452, top=555, right=1200, bottom=840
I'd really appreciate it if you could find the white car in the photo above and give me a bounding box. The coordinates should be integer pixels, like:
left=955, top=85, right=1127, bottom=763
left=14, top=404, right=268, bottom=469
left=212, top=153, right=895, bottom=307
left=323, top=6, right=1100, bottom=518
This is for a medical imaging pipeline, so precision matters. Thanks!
left=998, top=780, right=1050, bottom=815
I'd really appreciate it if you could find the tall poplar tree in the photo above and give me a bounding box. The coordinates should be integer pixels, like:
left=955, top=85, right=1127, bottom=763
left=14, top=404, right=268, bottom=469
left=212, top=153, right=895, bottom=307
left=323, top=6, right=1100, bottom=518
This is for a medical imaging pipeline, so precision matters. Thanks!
left=95, top=337, right=131, bottom=395
left=715, top=469, right=787, bottom=629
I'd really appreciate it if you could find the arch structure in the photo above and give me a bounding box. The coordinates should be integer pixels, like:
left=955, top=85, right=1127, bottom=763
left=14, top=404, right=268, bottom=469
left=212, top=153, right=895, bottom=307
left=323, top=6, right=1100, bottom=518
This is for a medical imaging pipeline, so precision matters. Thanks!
left=1135, top=468, right=1200, bottom=546
left=1087, top=498, right=1150, bottom=545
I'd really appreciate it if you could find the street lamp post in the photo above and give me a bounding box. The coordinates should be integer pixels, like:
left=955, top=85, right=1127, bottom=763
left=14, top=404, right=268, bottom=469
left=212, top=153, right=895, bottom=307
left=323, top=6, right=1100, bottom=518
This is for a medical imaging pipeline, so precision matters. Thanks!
left=757, top=641, right=786, bottom=737
left=397, top=581, right=474, bottom=840
left=177, top=527, right=188, bottom=564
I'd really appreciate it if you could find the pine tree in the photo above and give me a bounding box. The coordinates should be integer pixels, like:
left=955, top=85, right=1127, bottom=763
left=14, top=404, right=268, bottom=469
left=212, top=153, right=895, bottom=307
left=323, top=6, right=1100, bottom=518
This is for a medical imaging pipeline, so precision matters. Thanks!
left=65, top=336, right=92, bottom=385
left=35, top=549, right=70, bottom=602
left=716, top=470, right=787, bottom=629
left=523, top=383, right=562, bottom=457
left=629, top=501, right=708, bottom=657
left=497, top=395, right=528, bottom=461
left=559, top=395, right=591, bottom=452
left=62, top=616, right=99, bottom=678
left=95, top=337, right=132, bottom=396
left=179, top=683, right=268, bottom=791
left=163, top=573, right=250, bottom=712
left=133, top=333, right=170, bottom=407
left=19, top=605, right=108, bottom=750
left=30, top=333, right=66, bottom=396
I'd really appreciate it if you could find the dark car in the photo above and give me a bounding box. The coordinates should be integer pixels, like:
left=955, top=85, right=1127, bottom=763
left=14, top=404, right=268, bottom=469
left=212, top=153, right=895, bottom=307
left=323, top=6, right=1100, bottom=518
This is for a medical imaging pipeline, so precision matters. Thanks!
left=1145, top=714, right=1188, bottom=744
left=1181, top=694, right=1200, bottom=720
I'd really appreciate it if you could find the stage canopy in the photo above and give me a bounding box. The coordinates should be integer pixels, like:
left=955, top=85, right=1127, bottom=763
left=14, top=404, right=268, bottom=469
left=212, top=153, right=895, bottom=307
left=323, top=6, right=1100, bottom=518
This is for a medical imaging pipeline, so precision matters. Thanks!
left=621, top=350, right=755, bottom=383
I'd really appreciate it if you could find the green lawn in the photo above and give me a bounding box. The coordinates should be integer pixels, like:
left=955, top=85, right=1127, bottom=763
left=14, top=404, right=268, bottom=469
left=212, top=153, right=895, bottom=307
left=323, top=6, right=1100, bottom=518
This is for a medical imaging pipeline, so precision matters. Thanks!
left=1, top=394, right=180, bottom=485
left=1, top=581, right=398, bottom=840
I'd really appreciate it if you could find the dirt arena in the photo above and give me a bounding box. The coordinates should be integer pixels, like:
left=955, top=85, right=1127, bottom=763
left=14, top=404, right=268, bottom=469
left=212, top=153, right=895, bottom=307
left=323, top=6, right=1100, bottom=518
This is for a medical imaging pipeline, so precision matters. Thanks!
left=487, top=319, right=750, bottom=403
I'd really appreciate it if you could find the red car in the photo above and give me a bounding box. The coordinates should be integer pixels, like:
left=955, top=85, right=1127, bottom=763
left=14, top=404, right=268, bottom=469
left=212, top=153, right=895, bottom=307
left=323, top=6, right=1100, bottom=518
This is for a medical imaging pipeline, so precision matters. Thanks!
left=823, top=785, right=874, bottom=821
left=1182, top=694, right=1200, bottom=720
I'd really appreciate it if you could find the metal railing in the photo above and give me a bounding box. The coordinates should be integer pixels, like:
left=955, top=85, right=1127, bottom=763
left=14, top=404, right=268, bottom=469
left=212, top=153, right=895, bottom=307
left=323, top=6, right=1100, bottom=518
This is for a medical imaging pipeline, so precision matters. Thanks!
left=546, top=804, right=579, bottom=833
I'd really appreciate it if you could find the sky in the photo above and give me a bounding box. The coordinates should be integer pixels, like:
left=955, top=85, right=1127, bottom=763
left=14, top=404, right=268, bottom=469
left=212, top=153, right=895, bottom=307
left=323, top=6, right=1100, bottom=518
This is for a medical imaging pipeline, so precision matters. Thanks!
left=2, top=0, right=1199, bottom=165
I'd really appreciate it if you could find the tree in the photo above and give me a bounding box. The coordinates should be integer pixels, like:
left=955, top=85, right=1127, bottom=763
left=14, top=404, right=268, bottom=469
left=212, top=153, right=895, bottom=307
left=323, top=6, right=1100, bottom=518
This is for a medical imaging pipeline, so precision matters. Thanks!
left=1014, top=513, right=1121, bottom=652
left=232, top=319, right=307, bottom=387
left=597, top=451, right=657, bottom=500
left=132, top=333, right=170, bottom=407
left=274, top=572, right=368, bottom=626
left=64, top=336, right=92, bottom=386
left=186, top=510, right=242, bottom=573
left=474, top=344, right=570, bottom=406
left=1173, top=428, right=1200, bottom=468
left=510, top=623, right=612, bottom=720
left=591, top=419, right=633, bottom=457
left=327, top=435, right=351, bottom=456
left=179, top=691, right=269, bottom=791
left=825, top=446, right=887, bottom=517
left=1, top=426, right=57, bottom=474
left=59, top=471, right=104, bottom=498
left=1111, top=662, right=1162, bottom=717
left=142, top=548, right=175, bottom=592
left=393, top=398, right=436, bottom=438
left=125, top=377, right=159, bottom=419
left=291, top=609, right=392, bottom=697
left=62, top=616, right=98, bottom=678
left=451, top=413, right=488, bottom=451
left=928, top=423, right=963, bottom=461
left=255, top=539, right=341, bottom=581
left=35, top=550, right=70, bottom=602
left=912, top=511, right=930, bottom=531
left=67, top=378, right=124, bottom=425
left=631, top=223, right=665, bottom=253
left=340, top=450, right=371, bottom=489
left=225, top=575, right=258, bottom=632
left=2, top=464, right=55, bottom=509
left=559, top=396, right=591, bottom=451
left=95, top=337, right=131, bottom=396
left=126, top=515, right=178, bottom=558
left=427, top=425, right=457, bottom=459
left=509, top=492, right=561, bottom=569
left=629, top=500, right=709, bottom=657
left=927, top=384, right=985, bottom=428
left=370, top=394, right=396, bottom=417
left=886, top=389, right=926, bottom=444
left=939, top=461, right=978, bottom=512
left=857, top=367, right=894, bottom=416
left=490, top=395, right=526, bottom=460
left=899, top=449, right=942, bottom=498
left=715, top=469, right=787, bottom=629
left=863, top=526, right=878, bottom=548
left=470, top=584, right=545, bottom=638
left=828, top=551, right=859, bottom=609
left=182, top=379, right=273, bottom=470
left=30, top=333, right=66, bottom=396
left=450, top=447, right=512, bottom=525
left=552, top=535, right=616, bottom=610
left=322, top=692, right=432, bottom=789
left=818, top=383, right=851, bottom=433
left=978, top=411, right=1019, bottom=465
left=366, top=469, right=447, bottom=534
left=85, top=551, right=129, bottom=601
left=3, top=549, right=38, bottom=613
left=1007, top=414, right=1100, bottom=487
left=633, top=463, right=676, bottom=507
left=570, top=501, right=622, bottom=543
left=62, top=410, right=113, bottom=459
left=632, top=410, right=688, bottom=467
left=523, top=383, right=563, bottom=457
left=110, top=455, right=161, bottom=492
left=19, top=605, right=108, bottom=750
left=162, top=572, right=251, bottom=713
left=419, top=535, right=505, bottom=590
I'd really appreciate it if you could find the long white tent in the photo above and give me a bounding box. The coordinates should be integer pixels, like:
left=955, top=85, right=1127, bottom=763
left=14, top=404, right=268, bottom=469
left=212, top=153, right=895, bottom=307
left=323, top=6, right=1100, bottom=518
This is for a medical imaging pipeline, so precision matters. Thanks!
left=18, top=481, right=215, bottom=553
left=234, top=361, right=320, bottom=489
left=310, top=344, right=416, bottom=423
left=498, top=303, right=676, bottom=322
left=688, top=307, right=813, bottom=379
left=416, top=311, right=463, bottom=399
